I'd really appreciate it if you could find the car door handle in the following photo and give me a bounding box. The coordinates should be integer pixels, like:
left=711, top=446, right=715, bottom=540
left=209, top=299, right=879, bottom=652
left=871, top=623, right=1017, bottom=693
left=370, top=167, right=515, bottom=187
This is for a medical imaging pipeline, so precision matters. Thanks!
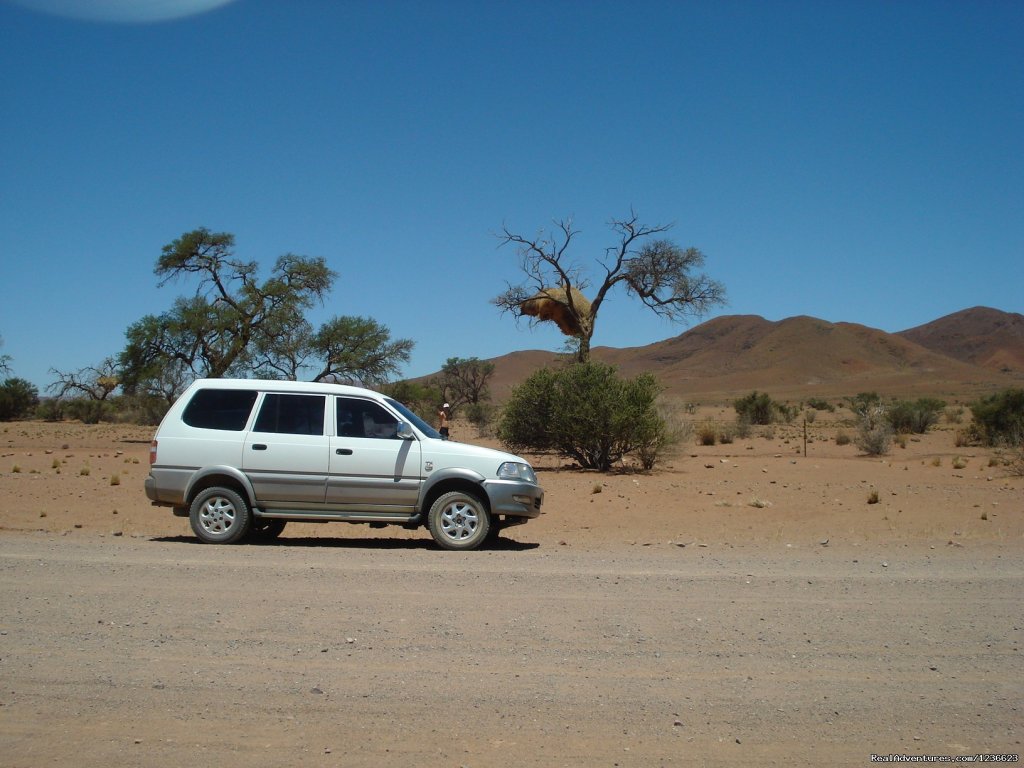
left=252, top=444, right=268, bottom=451
left=335, top=448, right=353, bottom=455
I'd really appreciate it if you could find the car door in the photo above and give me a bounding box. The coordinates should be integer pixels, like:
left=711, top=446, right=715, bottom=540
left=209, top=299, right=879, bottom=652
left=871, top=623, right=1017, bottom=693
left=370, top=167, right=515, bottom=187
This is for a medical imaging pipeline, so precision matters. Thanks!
left=326, top=396, right=421, bottom=511
left=242, top=392, right=329, bottom=505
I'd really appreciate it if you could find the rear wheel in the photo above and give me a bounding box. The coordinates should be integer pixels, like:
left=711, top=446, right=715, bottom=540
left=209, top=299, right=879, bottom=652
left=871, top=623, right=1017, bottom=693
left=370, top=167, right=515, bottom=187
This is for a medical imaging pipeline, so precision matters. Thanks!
left=189, top=487, right=252, bottom=544
left=427, top=491, right=490, bottom=551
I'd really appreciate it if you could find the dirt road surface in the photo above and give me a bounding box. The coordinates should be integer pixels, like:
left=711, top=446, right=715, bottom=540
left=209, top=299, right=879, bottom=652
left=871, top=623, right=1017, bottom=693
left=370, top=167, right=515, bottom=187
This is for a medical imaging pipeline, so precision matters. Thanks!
left=1, top=534, right=1020, bottom=767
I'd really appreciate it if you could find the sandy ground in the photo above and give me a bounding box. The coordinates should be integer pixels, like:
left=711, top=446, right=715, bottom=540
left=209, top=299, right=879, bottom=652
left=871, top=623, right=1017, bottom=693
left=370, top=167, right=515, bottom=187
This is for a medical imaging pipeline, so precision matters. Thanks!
left=0, top=415, right=1022, bottom=766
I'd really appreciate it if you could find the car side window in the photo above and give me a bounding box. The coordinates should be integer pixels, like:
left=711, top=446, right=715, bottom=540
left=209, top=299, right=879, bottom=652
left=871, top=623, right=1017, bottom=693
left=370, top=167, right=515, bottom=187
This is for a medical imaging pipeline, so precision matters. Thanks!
left=182, top=388, right=259, bottom=431
left=336, top=398, right=399, bottom=439
left=253, top=394, right=326, bottom=436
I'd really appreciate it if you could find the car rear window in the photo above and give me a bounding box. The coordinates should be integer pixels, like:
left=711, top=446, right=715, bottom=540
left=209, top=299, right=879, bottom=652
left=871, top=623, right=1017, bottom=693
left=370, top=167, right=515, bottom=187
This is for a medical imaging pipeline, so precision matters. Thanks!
left=181, top=389, right=259, bottom=431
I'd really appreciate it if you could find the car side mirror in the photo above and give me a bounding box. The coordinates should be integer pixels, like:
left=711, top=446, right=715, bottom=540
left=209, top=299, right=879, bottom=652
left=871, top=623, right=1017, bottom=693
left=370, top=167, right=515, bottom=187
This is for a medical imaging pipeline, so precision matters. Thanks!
left=396, top=421, right=415, bottom=440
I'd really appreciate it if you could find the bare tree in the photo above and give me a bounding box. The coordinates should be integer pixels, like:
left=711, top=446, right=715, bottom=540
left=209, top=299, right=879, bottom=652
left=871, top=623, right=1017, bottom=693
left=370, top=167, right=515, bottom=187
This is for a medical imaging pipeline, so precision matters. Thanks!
left=0, top=334, right=11, bottom=376
left=48, top=358, right=121, bottom=401
left=493, top=211, right=726, bottom=362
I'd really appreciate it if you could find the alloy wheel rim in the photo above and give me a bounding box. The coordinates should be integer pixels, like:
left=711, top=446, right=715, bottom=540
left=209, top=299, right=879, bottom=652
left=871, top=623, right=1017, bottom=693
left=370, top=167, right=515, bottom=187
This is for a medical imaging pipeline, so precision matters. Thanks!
left=440, top=500, right=478, bottom=541
left=200, top=497, right=236, bottom=534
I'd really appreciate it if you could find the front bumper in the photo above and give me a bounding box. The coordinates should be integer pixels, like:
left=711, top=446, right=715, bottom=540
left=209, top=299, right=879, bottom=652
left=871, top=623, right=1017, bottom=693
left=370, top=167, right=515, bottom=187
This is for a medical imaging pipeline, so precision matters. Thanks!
left=482, top=479, right=544, bottom=519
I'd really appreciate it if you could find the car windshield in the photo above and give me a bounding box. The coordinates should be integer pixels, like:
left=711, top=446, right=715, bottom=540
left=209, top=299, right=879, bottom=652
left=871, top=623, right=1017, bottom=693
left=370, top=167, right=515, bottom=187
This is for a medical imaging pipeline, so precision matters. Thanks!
left=385, top=397, right=442, bottom=440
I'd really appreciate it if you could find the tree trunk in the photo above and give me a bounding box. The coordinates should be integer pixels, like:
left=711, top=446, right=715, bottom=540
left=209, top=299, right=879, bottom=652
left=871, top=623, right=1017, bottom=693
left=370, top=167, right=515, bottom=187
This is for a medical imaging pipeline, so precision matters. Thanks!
left=576, top=334, right=592, bottom=363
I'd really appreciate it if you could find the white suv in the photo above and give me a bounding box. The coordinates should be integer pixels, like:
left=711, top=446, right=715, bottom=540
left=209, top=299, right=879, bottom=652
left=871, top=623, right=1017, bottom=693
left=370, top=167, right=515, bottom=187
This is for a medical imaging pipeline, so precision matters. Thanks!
left=145, top=379, right=543, bottom=550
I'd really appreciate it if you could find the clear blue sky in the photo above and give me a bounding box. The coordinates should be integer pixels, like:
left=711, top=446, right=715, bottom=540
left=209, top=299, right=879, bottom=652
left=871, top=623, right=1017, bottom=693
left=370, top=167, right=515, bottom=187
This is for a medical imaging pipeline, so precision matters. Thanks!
left=1, top=0, right=1021, bottom=393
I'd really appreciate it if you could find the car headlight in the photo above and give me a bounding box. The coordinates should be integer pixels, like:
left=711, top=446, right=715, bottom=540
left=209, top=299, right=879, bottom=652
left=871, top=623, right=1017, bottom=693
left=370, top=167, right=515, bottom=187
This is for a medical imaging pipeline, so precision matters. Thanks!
left=497, top=461, right=537, bottom=484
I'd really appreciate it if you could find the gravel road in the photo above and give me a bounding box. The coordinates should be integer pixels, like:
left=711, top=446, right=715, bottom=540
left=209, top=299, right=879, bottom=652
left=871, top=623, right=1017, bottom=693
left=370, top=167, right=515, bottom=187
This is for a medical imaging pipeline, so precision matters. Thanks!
left=1, top=534, right=1020, bottom=767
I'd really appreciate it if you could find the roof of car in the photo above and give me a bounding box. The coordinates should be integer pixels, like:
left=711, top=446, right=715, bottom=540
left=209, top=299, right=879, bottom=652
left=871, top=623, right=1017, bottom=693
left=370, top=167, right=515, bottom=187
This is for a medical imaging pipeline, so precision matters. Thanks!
left=188, top=378, right=383, bottom=398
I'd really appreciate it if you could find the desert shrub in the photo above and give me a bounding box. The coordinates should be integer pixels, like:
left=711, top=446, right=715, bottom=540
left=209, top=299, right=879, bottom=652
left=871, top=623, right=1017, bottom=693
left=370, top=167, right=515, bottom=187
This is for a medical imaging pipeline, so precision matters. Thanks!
left=464, top=402, right=496, bottom=429
left=497, top=362, right=663, bottom=471
left=955, top=425, right=981, bottom=447
left=804, top=409, right=816, bottom=424
left=854, top=403, right=892, bottom=456
left=887, top=398, right=945, bottom=434
left=776, top=402, right=798, bottom=423
left=718, top=426, right=734, bottom=444
left=62, top=398, right=113, bottom=425
left=944, top=406, right=964, bottom=424
left=635, top=400, right=691, bottom=471
left=1004, top=447, right=1024, bottom=477
left=734, top=391, right=780, bottom=425
left=0, top=378, right=39, bottom=421
left=696, top=421, right=717, bottom=446
left=733, top=417, right=752, bottom=439
left=497, top=367, right=558, bottom=455
left=806, top=397, right=834, bottom=412
left=846, top=392, right=881, bottom=417
left=970, top=388, right=1024, bottom=447
left=835, top=431, right=851, bottom=446
left=35, top=398, right=65, bottom=421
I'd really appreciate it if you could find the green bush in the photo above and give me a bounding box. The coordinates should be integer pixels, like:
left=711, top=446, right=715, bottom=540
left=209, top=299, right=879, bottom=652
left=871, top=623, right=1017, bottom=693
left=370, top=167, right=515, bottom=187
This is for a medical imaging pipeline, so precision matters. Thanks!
left=887, top=398, right=946, bottom=434
left=970, top=389, right=1024, bottom=446
left=806, top=397, right=835, bottom=412
left=0, top=378, right=39, bottom=421
left=464, top=402, right=497, bottom=429
left=733, top=391, right=797, bottom=425
left=846, top=392, right=881, bottom=417
left=62, top=398, right=113, bottom=425
left=734, top=391, right=777, bottom=425
left=497, top=362, right=663, bottom=471
left=380, top=380, right=444, bottom=417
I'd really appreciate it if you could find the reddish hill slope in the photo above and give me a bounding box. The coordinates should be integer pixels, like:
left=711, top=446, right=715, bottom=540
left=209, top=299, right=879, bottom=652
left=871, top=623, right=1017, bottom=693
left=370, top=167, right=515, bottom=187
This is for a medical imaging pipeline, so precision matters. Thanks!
left=482, top=313, right=1022, bottom=402
left=897, top=307, right=1024, bottom=374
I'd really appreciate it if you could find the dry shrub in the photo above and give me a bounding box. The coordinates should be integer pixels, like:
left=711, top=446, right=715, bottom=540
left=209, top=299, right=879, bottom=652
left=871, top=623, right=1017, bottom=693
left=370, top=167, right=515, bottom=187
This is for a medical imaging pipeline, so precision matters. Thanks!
left=697, top=421, right=717, bottom=446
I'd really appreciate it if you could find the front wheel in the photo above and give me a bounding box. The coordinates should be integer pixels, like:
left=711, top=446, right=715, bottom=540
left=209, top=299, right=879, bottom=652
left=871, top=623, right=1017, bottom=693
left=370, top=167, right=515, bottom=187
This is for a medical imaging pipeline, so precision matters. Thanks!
left=189, top=487, right=252, bottom=544
left=427, top=491, right=490, bottom=551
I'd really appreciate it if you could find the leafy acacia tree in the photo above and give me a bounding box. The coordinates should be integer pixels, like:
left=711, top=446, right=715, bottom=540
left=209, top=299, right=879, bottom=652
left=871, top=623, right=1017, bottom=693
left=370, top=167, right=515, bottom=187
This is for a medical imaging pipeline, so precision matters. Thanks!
left=120, top=228, right=335, bottom=393
left=493, top=212, right=726, bottom=362
left=250, top=315, right=414, bottom=386
left=437, top=357, right=495, bottom=410
left=308, top=316, right=414, bottom=385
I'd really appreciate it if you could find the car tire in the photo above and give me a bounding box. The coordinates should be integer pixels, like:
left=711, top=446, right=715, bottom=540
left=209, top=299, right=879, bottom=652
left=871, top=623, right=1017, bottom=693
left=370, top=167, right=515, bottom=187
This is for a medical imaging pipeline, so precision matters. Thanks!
left=427, top=490, right=490, bottom=551
left=189, top=487, right=252, bottom=544
left=250, top=519, right=287, bottom=540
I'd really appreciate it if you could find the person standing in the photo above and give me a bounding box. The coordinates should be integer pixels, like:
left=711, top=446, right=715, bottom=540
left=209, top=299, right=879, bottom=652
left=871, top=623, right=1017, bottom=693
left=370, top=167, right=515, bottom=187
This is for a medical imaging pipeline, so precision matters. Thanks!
left=438, top=403, right=450, bottom=440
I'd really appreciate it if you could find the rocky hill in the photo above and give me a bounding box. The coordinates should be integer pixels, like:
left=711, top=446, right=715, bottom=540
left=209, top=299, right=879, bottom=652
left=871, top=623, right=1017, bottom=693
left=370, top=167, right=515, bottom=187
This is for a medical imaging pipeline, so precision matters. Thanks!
left=896, top=306, right=1024, bottom=374
left=479, top=308, right=1024, bottom=403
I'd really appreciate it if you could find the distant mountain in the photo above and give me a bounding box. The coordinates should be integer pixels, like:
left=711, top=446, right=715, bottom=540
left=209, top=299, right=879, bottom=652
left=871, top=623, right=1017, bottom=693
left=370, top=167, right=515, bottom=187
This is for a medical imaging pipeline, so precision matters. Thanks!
left=897, top=307, right=1024, bottom=374
left=478, top=310, right=1023, bottom=402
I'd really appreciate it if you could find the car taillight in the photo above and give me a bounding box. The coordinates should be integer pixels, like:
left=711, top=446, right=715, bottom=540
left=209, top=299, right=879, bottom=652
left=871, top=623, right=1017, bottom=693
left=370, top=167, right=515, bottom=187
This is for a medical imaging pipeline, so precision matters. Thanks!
left=149, top=440, right=157, bottom=465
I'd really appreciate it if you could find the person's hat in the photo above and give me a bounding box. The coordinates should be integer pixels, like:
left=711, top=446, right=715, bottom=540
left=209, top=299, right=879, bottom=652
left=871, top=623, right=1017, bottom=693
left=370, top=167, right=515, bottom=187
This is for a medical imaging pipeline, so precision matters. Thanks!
left=443, top=403, right=449, bottom=408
